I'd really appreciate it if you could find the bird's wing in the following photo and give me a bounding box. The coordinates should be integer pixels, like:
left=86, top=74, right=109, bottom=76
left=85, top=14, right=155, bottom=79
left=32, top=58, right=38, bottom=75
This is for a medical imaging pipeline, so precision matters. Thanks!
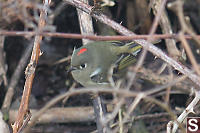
left=115, top=54, right=137, bottom=72
left=109, top=41, right=125, bottom=46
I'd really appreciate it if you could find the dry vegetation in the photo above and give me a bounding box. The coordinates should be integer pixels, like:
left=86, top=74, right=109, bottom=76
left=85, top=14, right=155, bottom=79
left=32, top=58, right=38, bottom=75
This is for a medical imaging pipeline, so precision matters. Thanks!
left=0, top=0, right=200, bottom=133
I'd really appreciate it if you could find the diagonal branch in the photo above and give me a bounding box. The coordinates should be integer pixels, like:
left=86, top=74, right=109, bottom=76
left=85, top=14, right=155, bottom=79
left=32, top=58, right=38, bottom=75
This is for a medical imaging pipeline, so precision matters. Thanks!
left=65, top=0, right=200, bottom=88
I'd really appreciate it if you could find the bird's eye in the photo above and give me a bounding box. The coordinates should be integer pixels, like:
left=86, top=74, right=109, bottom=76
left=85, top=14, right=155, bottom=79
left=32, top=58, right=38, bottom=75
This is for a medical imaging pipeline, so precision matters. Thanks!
left=79, top=63, right=87, bottom=69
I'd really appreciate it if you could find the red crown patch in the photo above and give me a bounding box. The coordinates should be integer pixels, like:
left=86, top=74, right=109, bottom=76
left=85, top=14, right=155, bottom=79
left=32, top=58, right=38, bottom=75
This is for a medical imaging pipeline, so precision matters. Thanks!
left=77, top=48, right=87, bottom=56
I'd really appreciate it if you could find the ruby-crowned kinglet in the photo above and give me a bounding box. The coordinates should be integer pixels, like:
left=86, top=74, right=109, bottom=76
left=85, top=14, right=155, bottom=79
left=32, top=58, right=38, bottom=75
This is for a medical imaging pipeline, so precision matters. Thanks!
left=69, top=41, right=142, bottom=87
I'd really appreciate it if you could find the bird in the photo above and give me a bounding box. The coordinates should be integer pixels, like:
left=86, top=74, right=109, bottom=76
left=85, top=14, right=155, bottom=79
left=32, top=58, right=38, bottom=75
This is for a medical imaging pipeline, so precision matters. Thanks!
left=69, top=41, right=142, bottom=87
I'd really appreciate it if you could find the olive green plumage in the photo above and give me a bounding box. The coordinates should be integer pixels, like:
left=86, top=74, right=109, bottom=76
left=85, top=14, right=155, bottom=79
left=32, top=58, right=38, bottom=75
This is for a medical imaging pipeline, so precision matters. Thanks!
left=70, top=41, right=142, bottom=87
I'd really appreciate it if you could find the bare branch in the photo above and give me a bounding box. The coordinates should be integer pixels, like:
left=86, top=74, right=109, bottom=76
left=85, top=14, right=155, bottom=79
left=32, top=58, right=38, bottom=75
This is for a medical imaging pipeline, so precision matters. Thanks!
left=65, top=0, right=200, bottom=87
left=12, top=0, right=50, bottom=132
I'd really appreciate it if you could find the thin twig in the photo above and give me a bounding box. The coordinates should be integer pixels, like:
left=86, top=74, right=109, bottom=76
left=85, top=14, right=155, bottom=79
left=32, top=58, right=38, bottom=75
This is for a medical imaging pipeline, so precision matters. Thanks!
left=0, top=35, right=7, bottom=87
left=126, top=0, right=168, bottom=90
left=1, top=43, right=33, bottom=111
left=179, top=32, right=200, bottom=75
left=171, top=91, right=200, bottom=133
left=17, top=111, right=32, bottom=133
left=92, top=95, right=110, bottom=133
left=104, top=98, right=125, bottom=125
left=12, top=0, right=49, bottom=132
left=156, top=63, right=168, bottom=75
left=151, top=0, right=180, bottom=58
left=168, top=0, right=200, bottom=46
left=164, top=66, right=173, bottom=104
left=0, top=31, right=200, bottom=40
left=76, top=0, right=94, bottom=44
left=122, top=93, right=145, bottom=124
left=23, top=87, right=179, bottom=131
left=23, top=84, right=76, bottom=132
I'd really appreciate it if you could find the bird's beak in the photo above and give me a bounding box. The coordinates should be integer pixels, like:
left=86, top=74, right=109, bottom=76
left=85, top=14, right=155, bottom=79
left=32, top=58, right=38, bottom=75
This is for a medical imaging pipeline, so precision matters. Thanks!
left=67, top=66, right=78, bottom=73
